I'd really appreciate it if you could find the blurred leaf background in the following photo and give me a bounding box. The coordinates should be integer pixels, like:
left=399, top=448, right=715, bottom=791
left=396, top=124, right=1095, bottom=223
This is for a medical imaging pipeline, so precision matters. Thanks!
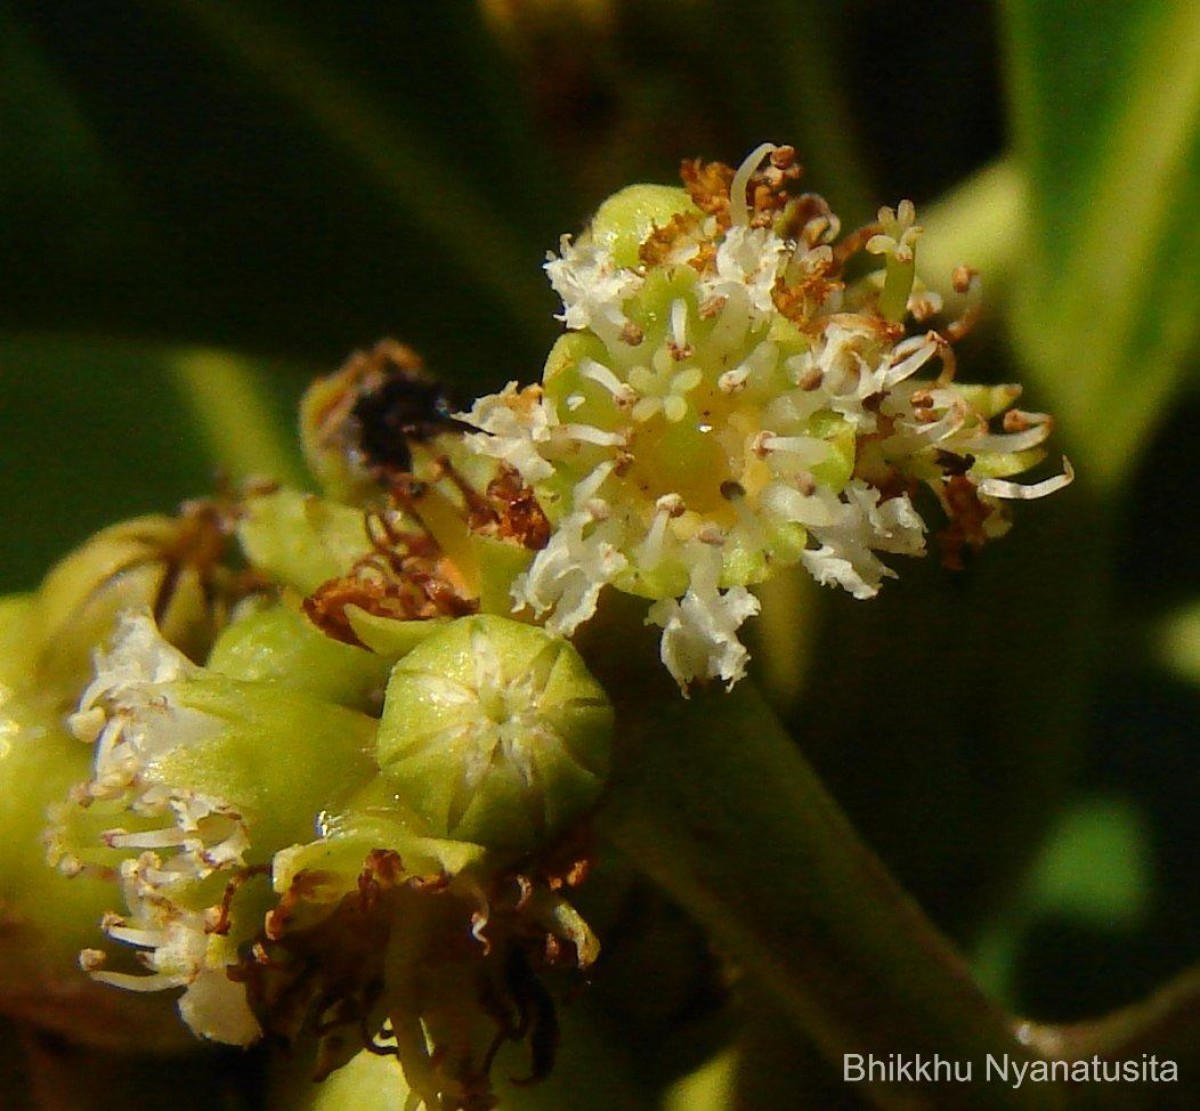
left=2, top=0, right=1199, bottom=1102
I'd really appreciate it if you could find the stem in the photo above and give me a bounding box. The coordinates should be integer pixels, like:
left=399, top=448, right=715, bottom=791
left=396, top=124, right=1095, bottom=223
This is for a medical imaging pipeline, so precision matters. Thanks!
left=1020, top=963, right=1200, bottom=1108
left=734, top=985, right=872, bottom=1109
left=593, top=649, right=1063, bottom=1109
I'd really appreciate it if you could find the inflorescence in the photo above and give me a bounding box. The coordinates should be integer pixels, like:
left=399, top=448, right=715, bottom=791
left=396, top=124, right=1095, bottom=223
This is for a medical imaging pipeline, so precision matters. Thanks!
left=0, top=144, right=1071, bottom=1110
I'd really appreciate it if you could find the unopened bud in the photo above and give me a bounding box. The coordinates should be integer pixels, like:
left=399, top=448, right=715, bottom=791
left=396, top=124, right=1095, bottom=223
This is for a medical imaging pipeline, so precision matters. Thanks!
left=377, top=615, right=613, bottom=854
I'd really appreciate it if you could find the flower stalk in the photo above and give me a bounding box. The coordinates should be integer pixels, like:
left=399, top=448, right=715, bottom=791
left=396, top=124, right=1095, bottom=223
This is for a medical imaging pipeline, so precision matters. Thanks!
left=596, top=663, right=1065, bottom=1109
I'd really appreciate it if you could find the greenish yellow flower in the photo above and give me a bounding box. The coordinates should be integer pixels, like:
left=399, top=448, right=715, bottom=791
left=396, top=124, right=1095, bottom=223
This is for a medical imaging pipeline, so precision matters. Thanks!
left=28, top=505, right=231, bottom=708
left=48, top=611, right=379, bottom=1044
left=462, top=143, right=1072, bottom=690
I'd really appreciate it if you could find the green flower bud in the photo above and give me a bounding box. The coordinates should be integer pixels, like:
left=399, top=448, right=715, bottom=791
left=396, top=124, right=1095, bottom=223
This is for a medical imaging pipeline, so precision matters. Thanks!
left=236, top=488, right=377, bottom=596
left=376, top=615, right=612, bottom=854
left=236, top=470, right=538, bottom=654
left=0, top=593, right=37, bottom=691
left=206, top=601, right=393, bottom=713
left=589, top=183, right=699, bottom=268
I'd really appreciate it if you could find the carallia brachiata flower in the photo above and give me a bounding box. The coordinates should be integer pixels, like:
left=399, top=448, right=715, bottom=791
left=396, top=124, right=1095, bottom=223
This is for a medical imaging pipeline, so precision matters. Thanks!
left=462, top=142, right=1072, bottom=691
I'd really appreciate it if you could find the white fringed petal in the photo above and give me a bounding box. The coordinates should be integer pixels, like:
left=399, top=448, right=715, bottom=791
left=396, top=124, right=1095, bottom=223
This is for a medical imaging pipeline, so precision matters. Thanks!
left=646, top=547, right=761, bottom=693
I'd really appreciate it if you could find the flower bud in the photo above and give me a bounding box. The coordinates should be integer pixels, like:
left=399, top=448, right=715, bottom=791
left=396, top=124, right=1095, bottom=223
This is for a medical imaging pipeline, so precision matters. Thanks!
left=588, top=183, right=699, bottom=268
left=376, top=615, right=612, bottom=854
left=235, top=488, right=377, bottom=596
left=206, top=601, right=393, bottom=713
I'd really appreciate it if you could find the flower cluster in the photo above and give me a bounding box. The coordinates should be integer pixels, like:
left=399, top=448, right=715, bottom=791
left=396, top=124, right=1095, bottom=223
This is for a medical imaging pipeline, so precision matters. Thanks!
left=0, top=142, right=1072, bottom=1110
left=463, top=143, right=1071, bottom=690
left=43, top=596, right=608, bottom=1107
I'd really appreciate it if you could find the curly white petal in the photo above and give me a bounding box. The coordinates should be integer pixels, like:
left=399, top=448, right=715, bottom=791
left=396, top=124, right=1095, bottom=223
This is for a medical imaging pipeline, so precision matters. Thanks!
left=458, top=382, right=556, bottom=484
left=801, top=482, right=927, bottom=599
left=544, top=235, right=643, bottom=337
left=646, top=547, right=760, bottom=692
left=514, top=504, right=628, bottom=636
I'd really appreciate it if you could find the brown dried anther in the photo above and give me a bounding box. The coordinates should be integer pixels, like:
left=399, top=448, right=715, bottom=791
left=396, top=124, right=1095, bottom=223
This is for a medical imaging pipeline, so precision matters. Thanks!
left=937, top=473, right=998, bottom=570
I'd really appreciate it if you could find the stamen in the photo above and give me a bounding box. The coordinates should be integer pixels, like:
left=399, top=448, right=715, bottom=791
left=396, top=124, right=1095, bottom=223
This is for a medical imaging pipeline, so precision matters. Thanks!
left=562, top=424, right=627, bottom=447
left=573, top=460, right=616, bottom=505
left=1003, top=409, right=1049, bottom=433
left=638, top=500, right=676, bottom=569
left=106, top=922, right=170, bottom=949
left=670, top=299, right=690, bottom=350
left=958, top=423, right=1053, bottom=454
left=579, top=359, right=635, bottom=406
left=978, top=458, right=1075, bottom=500
left=756, top=434, right=830, bottom=466
left=103, top=827, right=197, bottom=851
left=887, top=403, right=968, bottom=450
left=884, top=334, right=939, bottom=386
left=730, top=142, right=777, bottom=228
left=90, top=969, right=188, bottom=992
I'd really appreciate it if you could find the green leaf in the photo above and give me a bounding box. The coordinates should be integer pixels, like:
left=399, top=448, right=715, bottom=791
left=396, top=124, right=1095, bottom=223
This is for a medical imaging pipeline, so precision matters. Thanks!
left=972, top=797, right=1151, bottom=1009
left=1003, top=0, right=1200, bottom=486
left=169, top=348, right=307, bottom=489
left=1026, top=798, right=1150, bottom=926
left=0, top=336, right=305, bottom=590
left=154, top=0, right=553, bottom=336
left=1156, top=596, right=1200, bottom=685
left=918, top=158, right=1026, bottom=299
